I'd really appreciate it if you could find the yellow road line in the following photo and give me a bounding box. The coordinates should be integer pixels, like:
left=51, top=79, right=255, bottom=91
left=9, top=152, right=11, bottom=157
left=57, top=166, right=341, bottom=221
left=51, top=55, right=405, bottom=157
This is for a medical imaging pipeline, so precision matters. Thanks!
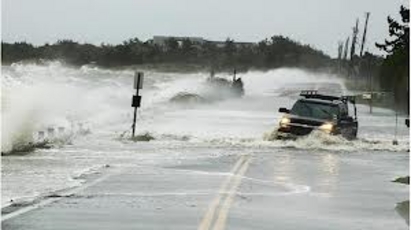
left=212, top=157, right=251, bottom=230
left=197, top=155, right=247, bottom=230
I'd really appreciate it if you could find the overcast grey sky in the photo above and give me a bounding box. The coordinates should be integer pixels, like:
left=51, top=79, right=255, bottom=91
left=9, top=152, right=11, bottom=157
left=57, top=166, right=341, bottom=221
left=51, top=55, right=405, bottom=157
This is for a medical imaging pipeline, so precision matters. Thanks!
left=2, top=0, right=408, bottom=57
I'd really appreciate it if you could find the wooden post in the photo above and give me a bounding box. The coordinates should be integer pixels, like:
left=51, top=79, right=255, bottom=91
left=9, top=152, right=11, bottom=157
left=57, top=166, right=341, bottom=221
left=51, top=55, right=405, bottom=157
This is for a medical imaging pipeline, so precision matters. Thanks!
left=369, top=94, right=373, bottom=113
left=368, top=58, right=373, bottom=114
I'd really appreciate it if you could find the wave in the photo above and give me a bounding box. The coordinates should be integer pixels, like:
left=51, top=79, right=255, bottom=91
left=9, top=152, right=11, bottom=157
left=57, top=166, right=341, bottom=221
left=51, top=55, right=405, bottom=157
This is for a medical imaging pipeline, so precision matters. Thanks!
left=116, top=128, right=408, bottom=153
left=2, top=61, right=133, bottom=153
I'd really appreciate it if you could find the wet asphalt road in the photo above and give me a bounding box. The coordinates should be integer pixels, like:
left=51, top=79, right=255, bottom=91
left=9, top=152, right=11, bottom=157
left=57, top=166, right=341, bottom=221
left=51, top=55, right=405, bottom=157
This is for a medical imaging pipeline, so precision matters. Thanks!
left=2, top=146, right=409, bottom=230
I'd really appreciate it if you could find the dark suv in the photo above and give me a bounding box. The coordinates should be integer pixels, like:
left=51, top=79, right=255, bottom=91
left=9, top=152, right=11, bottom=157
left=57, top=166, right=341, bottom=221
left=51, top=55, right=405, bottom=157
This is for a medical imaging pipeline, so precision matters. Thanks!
left=276, top=91, right=358, bottom=140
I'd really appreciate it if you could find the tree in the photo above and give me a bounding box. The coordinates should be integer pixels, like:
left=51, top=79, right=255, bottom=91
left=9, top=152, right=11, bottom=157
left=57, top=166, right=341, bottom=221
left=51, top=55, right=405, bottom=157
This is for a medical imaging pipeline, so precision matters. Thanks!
left=376, top=5, right=409, bottom=112
left=181, top=39, right=193, bottom=54
left=376, top=6, right=409, bottom=54
left=2, top=42, right=39, bottom=64
left=224, top=38, right=236, bottom=56
left=165, top=38, right=179, bottom=52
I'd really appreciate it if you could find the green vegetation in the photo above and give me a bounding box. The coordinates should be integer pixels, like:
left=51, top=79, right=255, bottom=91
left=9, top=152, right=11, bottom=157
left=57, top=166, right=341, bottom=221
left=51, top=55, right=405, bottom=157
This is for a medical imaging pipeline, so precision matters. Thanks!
left=2, top=36, right=332, bottom=71
left=376, top=5, right=409, bottom=113
left=393, top=176, right=410, bottom=185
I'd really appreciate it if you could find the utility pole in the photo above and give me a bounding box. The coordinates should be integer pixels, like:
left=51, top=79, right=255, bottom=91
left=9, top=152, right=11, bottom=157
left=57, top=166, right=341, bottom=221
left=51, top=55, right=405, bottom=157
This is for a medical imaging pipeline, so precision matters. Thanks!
left=342, top=37, right=350, bottom=77
left=350, top=18, right=359, bottom=60
left=131, top=72, right=144, bottom=138
left=343, top=37, right=350, bottom=60
left=337, top=41, right=344, bottom=60
left=337, top=41, right=344, bottom=74
left=360, top=12, right=370, bottom=58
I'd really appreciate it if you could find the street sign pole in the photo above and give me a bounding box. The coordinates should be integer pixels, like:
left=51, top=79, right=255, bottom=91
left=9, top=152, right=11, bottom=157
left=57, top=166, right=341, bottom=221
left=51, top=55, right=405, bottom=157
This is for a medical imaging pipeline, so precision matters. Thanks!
left=132, top=95, right=138, bottom=138
left=131, top=72, right=144, bottom=138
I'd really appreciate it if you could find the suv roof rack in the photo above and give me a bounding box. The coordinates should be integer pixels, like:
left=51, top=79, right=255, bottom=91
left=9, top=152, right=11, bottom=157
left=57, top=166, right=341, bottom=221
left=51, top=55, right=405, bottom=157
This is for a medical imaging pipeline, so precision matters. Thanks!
left=300, top=90, right=318, bottom=96
left=300, top=90, right=340, bottom=101
left=300, top=90, right=356, bottom=104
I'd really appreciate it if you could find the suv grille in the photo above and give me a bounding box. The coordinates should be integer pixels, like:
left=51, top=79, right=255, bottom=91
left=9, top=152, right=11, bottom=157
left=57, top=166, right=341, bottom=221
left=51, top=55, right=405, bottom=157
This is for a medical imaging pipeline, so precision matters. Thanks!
left=289, top=125, right=313, bottom=136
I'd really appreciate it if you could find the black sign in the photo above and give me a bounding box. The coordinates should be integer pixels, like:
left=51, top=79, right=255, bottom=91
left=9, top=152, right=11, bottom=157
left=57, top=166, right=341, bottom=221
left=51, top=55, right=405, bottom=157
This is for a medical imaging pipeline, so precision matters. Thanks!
left=132, top=95, right=142, bottom=107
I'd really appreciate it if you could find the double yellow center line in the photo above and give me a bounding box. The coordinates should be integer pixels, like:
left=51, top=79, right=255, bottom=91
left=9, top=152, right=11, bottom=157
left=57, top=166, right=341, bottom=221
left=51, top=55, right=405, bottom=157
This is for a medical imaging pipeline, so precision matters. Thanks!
left=198, top=155, right=252, bottom=230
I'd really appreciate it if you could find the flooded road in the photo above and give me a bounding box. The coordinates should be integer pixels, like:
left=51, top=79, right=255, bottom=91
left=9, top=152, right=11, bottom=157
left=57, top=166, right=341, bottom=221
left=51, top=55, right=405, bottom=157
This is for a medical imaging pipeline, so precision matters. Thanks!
left=2, top=62, right=409, bottom=229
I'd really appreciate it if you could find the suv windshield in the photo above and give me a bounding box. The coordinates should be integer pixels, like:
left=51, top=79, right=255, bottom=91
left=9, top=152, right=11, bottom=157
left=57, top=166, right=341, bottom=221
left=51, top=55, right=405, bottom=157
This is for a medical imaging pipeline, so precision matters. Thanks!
left=290, top=100, right=339, bottom=120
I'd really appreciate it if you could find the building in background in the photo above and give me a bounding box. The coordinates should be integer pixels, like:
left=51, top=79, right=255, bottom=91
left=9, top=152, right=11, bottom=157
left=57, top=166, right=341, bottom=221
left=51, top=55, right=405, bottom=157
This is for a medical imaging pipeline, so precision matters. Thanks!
left=148, top=36, right=255, bottom=50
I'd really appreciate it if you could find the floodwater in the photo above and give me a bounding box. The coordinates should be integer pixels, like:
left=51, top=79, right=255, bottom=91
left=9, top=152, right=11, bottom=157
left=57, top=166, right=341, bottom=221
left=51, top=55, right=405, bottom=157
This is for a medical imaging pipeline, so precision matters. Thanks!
left=1, top=62, right=409, bottom=229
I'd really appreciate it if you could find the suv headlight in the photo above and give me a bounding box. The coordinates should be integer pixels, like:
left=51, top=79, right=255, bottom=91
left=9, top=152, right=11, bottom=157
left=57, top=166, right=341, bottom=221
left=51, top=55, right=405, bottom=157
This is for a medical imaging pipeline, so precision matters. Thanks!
left=280, top=117, right=291, bottom=128
left=318, top=123, right=333, bottom=133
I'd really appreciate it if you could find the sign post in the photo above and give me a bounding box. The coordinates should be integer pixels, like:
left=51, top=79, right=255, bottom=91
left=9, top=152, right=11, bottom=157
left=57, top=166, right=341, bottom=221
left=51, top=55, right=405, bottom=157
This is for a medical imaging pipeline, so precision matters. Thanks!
left=362, top=93, right=372, bottom=114
left=131, top=72, right=144, bottom=138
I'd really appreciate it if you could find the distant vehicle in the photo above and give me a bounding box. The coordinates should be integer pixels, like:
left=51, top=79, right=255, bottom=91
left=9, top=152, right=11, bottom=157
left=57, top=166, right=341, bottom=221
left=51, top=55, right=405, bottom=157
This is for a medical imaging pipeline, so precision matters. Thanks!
left=276, top=90, right=358, bottom=140
left=206, top=69, right=244, bottom=98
